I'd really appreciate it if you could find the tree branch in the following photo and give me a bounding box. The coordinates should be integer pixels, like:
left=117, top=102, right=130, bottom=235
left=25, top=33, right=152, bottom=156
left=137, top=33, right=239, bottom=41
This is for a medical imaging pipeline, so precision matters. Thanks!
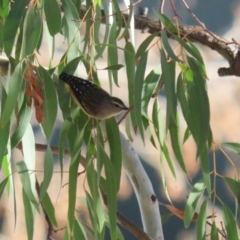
left=78, top=5, right=240, bottom=77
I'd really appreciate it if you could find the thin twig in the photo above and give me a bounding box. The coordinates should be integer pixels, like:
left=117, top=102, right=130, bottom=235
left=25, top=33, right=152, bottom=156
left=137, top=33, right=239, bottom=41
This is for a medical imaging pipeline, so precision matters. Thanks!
left=181, top=0, right=225, bottom=44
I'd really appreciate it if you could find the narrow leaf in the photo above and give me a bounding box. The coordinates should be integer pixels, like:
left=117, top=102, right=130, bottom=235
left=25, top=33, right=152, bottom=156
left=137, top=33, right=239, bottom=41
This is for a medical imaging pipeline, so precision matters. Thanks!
left=44, top=0, right=61, bottom=36
left=1, top=62, right=23, bottom=127
left=135, top=51, right=148, bottom=141
left=3, top=0, right=29, bottom=55
left=221, top=142, right=240, bottom=155
left=40, top=145, right=54, bottom=200
left=161, top=30, right=180, bottom=62
left=22, top=188, right=34, bottom=240
left=20, top=5, right=42, bottom=58
left=16, top=161, right=39, bottom=211
left=184, top=179, right=206, bottom=228
left=39, top=67, right=57, bottom=140
left=41, top=192, right=58, bottom=227
left=105, top=118, right=122, bottom=191
left=196, top=200, right=207, bottom=240
left=222, top=203, right=239, bottom=240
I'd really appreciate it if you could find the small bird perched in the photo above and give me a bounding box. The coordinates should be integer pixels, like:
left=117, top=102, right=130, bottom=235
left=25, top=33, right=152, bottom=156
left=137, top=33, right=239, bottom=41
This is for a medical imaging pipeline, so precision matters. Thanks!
left=59, top=72, right=129, bottom=120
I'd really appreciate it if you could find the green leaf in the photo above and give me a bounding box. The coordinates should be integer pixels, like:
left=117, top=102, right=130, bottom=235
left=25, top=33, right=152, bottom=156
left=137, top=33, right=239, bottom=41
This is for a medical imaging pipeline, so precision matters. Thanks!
left=222, top=203, right=239, bottom=240
left=96, top=125, right=105, bottom=185
left=68, top=152, right=80, bottom=231
left=221, top=142, right=240, bottom=155
left=20, top=5, right=42, bottom=58
left=61, top=0, right=81, bottom=61
left=225, top=177, right=240, bottom=199
left=154, top=11, right=177, bottom=32
left=21, top=123, right=37, bottom=203
left=160, top=49, right=176, bottom=131
left=2, top=154, right=11, bottom=195
left=111, top=0, right=122, bottom=38
left=177, top=61, right=210, bottom=158
left=41, top=192, right=58, bottom=227
left=0, top=62, right=24, bottom=128
left=0, top=21, right=3, bottom=53
left=196, top=200, right=207, bottom=240
left=73, top=218, right=87, bottom=239
left=161, top=30, right=180, bottom=62
left=141, top=66, right=161, bottom=117
left=39, top=67, right=57, bottom=140
left=135, top=51, right=148, bottom=141
left=16, top=161, right=39, bottom=211
left=59, top=120, right=71, bottom=185
left=86, top=156, right=102, bottom=239
left=0, top=177, right=9, bottom=199
left=58, top=56, right=83, bottom=75
left=0, top=119, right=9, bottom=168
left=184, top=179, right=206, bottom=228
left=44, top=0, right=61, bottom=36
left=40, top=145, right=53, bottom=200
left=210, top=221, right=219, bottom=240
left=124, top=41, right=137, bottom=130
left=136, top=32, right=159, bottom=61
left=102, top=64, right=124, bottom=70
left=169, top=111, right=188, bottom=174
left=108, top=21, right=119, bottom=87
left=22, top=188, right=34, bottom=240
left=199, top=146, right=211, bottom=195
left=105, top=118, right=122, bottom=191
left=0, top=0, right=10, bottom=19
left=85, top=191, right=100, bottom=239
left=178, top=63, right=194, bottom=82
left=11, top=99, right=32, bottom=149
left=187, top=57, right=210, bottom=157
left=103, top=156, right=117, bottom=240
left=174, top=35, right=204, bottom=64
left=3, top=0, right=29, bottom=55
left=183, top=127, right=191, bottom=143
left=152, top=99, right=176, bottom=178
left=94, top=3, right=107, bottom=60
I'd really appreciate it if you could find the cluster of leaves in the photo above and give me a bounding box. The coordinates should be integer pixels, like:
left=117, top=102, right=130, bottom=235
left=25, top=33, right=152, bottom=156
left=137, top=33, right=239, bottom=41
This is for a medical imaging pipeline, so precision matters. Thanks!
left=0, top=0, right=240, bottom=240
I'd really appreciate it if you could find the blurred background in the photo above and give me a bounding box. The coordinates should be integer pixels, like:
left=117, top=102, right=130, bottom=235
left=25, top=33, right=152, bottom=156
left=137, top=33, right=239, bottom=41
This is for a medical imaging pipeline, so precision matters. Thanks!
left=1, top=0, right=240, bottom=239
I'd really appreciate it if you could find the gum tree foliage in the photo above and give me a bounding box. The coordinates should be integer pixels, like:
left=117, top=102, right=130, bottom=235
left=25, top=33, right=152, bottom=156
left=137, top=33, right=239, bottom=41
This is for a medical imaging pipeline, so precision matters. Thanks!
left=0, top=0, right=239, bottom=239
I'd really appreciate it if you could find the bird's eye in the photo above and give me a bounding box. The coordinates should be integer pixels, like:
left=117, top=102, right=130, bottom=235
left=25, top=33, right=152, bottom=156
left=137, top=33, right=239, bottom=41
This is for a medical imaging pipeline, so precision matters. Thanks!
left=113, top=103, right=121, bottom=108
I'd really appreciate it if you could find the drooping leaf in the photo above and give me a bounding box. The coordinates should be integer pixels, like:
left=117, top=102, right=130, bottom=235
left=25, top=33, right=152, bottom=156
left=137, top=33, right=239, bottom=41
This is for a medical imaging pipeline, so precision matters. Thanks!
left=22, top=188, right=34, bottom=240
left=225, top=177, right=240, bottom=199
left=184, top=179, right=206, bottom=228
left=11, top=98, right=32, bottom=149
left=16, top=161, right=39, bottom=211
left=44, top=0, right=61, bottom=36
left=161, top=30, right=180, bottom=62
left=124, top=41, right=137, bottom=131
left=0, top=62, right=24, bottom=128
left=41, top=192, right=58, bottom=227
left=221, top=142, right=240, bottom=155
left=160, top=49, right=175, bottom=132
left=39, top=67, right=57, bottom=140
left=222, top=203, right=239, bottom=240
left=3, top=0, right=29, bottom=55
left=135, top=32, right=159, bottom=62
left=20, top=4, right=42, bottom=58
left=135, top=51, right=148, bottom=142
left=196, top=200, right=207, bottom=240
left=108, top=21, right=119, bottom=88
left=105, top=118, right=122, bottom=191
left=40, top=145, right=54, bottom=200
left=199, top=146, right=211, bottom=195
